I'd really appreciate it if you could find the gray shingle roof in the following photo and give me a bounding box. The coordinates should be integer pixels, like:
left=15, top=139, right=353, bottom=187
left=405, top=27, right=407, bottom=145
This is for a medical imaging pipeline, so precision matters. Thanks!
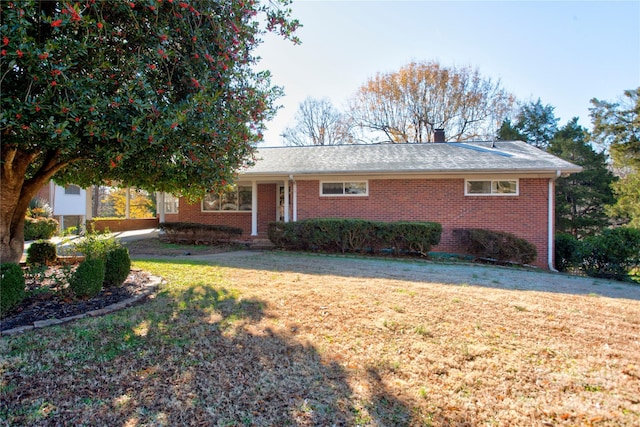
left=242, top=141, right=582, bottom=177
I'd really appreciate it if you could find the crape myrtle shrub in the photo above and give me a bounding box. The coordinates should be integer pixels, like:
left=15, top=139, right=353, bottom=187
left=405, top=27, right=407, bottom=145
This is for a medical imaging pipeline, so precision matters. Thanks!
left=268, top=219, right=442, bottom=256
left=0, top=263, right=26, bottom=317
left=159, top=222, right=243, bottom=245
left=453, top=228, right=537, bottom=265
left=24, top=217, right=59, bottom=241
left=26, top=240, right=57, bottom=265
left=580, top=227, right=640, bottom=281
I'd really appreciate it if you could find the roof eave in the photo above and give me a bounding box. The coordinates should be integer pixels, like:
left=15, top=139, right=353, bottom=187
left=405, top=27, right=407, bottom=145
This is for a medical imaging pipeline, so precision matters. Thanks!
left=239, top=166, right=584, bottom=180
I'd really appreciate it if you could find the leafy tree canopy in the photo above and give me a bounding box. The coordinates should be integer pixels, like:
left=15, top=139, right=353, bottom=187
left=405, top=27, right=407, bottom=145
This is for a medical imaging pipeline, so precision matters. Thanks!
left=607, top=170, right=640, bottom=228
left=0, top=0, right=299, bottom=262
left=590, top=88, right=640, bottom=228
left=106, top=188, right=155, bottom=219
left=590, top=87, right=640, bottom=169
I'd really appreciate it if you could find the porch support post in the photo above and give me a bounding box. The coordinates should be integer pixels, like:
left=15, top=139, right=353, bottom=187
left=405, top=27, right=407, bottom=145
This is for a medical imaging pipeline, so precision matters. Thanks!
left=292, top=179, right=297, bottom=222
left=85, top=186, right=93, bottom=221
left=251, top=180, right=258, bottom=236
left=125, top=187, right=131, bottom=219
left=84, top=186, right=92, bottom=235
left=283, top=178, right=290, bottom=223
left=157, top=192, right=166, bottom=223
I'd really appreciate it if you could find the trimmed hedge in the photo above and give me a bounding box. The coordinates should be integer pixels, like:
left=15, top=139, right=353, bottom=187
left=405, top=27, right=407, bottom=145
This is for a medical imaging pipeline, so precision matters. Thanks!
left=26, top=240, right=57, bottom=266
left=1, top=263, right=26, bottom=317
left=159, top=222, right=243, bottom=244
left=453, top=228, right=537, bottom=265
left=24, top=217, right=58, bottom=240
left=104, top=247, right=131, bottom=287
left=69, top=258, right=105, bottom=298
left=268, top=219, right=442, bottom=256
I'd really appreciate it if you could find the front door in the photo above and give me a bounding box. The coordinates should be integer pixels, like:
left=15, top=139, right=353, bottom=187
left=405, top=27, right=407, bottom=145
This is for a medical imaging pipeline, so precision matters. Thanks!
left=278, top=185, right=291, bottom=222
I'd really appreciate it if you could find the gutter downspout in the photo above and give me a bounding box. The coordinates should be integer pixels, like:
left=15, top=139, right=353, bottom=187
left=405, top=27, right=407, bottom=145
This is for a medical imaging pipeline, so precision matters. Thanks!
left=548, top=171, right=561, bottom=272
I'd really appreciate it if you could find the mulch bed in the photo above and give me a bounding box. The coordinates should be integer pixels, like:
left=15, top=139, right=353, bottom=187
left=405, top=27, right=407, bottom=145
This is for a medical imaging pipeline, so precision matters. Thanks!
left=1, top=268, right=153, bottom=332
left=1, top=239, right=228, bottom=333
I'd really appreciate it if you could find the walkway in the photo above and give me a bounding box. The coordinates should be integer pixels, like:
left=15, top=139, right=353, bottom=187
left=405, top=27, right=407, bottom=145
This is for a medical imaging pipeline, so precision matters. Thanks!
left=22, top=228, right=160, bottom=260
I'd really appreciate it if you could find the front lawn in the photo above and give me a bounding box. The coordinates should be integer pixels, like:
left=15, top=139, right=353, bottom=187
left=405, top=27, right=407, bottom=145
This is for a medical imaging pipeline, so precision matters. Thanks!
left=1, top=252, right=639, bottom=426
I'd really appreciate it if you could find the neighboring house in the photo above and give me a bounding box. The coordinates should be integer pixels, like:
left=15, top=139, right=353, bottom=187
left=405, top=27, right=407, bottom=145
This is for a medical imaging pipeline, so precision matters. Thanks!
left=35, top=182, right=89, bottom=232
left=161, top=140, right=582, bottom=269
left=34, top=184, right=159, bottom=233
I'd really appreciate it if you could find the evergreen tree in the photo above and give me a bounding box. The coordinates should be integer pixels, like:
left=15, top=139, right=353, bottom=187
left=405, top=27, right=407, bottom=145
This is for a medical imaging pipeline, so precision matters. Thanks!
left=590, top=88, right=640, bottom=227
left=548, top=118, right=616, bottom=237
left=498, top=99, right=558, bottom=148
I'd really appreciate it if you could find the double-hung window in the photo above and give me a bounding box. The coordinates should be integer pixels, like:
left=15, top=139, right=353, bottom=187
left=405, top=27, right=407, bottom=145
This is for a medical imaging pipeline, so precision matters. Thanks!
left=202, top=185, right=252, bottom=212
left=320, top=181, right=368, bottom=196
left=164, top=193, right=179, bottom=214
left=465, top=179, right=518, bottom=196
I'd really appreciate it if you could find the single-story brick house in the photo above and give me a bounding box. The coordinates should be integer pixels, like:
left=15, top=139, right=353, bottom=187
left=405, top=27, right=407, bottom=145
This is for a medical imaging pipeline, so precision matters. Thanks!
left=161, top=140, right=582, bottom=269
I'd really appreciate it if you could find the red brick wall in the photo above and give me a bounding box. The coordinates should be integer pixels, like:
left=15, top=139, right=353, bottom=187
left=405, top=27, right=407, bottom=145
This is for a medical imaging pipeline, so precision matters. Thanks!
left=168, top=184, right=276, bottom=237
left=35, top=184, right=51, bottom=203
left=90, top=218, right=159, bottom=232
left=173, top=178, right=553, bottom=268
left=296, top=178, right=551, bottom=268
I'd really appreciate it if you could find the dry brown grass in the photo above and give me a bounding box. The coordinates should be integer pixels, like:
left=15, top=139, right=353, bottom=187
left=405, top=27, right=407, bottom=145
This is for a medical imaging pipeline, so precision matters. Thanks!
left=2, top=250, right=639, bottom=426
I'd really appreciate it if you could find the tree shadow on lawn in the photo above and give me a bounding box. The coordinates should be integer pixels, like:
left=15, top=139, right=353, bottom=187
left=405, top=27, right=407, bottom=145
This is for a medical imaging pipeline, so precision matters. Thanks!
left=156, top=250, right=640, bottom=301
left=1, top=282, right=424, bottom=426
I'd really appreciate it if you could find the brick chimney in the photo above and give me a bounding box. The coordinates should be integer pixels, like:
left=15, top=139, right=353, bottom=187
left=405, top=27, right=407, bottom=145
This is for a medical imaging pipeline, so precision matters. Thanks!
left=434, top=128, right=445, bottom=143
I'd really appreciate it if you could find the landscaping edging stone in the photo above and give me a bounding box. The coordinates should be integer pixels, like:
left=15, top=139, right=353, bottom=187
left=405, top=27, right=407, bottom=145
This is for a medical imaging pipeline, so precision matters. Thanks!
left=1, top=275, right=163, bottom=336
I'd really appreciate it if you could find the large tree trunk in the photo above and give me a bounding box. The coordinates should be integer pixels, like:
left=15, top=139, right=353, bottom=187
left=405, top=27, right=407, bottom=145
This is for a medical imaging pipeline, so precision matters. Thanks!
left=1, top=147, right=66, bottom=264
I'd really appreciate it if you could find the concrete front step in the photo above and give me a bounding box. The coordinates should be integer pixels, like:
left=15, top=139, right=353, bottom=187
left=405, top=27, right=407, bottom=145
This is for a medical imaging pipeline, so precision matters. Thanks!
left=229, top=238, right=275, bottom=250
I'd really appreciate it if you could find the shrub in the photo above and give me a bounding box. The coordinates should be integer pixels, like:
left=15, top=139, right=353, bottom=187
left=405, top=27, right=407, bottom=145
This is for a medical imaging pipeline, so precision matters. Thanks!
left=580, top=227, right=640, bottom=281
left=382, top=222, right=443, bottom=255
left=268, top=221, right=305, bottom=250
left=268, top=219, right=442, bottom=256
left=26, top=240, right=57, bottom=265
left=555, top=233, right=582, bottom=272
left=104, top=247, right=131, bottom=287
left=24, top=217, right=58, bottom=240
left=69, top=258, right=105, bottom=298
left=1, top=263, right=26, bottom=317
left=74, top=231, right=120, bottom=260
left=454, top=228, right=537, bottom=265
left=159, top=222, right=243, bottom=244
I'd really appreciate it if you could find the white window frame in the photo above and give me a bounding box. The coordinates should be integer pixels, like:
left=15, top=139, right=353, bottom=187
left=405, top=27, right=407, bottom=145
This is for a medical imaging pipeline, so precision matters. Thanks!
left=320, top=181, right=369, bottom=197
left=465, top=179, right=519, bottom=196
left=164, top=193, right=179, bottom=214
left=202, top=185, right=253, bottom=212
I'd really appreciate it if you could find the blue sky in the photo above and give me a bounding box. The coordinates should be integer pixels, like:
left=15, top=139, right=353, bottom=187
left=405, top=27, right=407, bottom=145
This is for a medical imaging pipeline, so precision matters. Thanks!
left=255, top=1, right=640, bottom=146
